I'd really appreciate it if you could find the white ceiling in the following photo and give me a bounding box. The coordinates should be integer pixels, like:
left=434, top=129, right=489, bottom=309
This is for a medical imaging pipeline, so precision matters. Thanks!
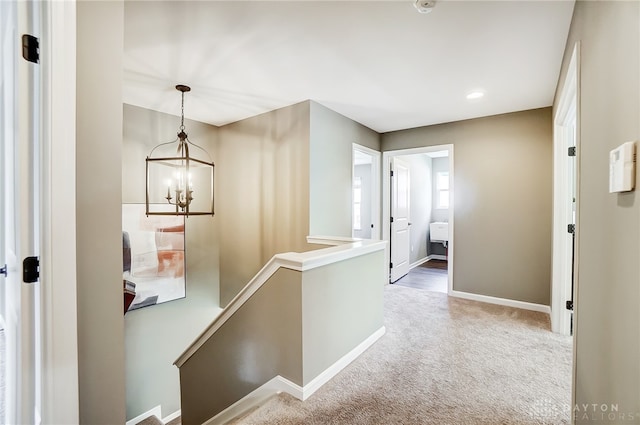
left=123, top=0, right=575, bottom=133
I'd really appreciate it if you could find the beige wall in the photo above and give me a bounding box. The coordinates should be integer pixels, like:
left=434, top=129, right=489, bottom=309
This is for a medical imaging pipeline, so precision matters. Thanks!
left=301, top=250, right=385, bottom=384
left=179, top=246, right=385, bottom=424
left=217, top=102, right=311, bottom=306
left=122, top=104, right=220, bottom=420
left=555, top=1, right=640, bottom=420
left=309, top=102, right=381, bottom=237
left=179, top=268, right=304, bottom=425
left=382, top=108, right=553, bottom=305
left=76, top=1, right=126, bottom=423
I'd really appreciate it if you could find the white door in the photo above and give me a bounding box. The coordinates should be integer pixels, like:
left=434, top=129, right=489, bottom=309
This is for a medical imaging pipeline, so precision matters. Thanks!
left=390, top=157, right=410, bottom=282
left=1, top=1, right=42, bottom=423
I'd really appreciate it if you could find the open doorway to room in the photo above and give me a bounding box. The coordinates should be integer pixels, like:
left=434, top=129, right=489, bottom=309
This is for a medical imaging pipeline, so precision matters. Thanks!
left=352, top=144, right=381, bottom=240
left=382, top=145, right=454, bottom=293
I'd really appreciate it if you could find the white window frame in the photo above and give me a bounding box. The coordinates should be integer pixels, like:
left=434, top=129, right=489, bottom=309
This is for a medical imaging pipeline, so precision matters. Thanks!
left=436, top=171, right=449, bottom=209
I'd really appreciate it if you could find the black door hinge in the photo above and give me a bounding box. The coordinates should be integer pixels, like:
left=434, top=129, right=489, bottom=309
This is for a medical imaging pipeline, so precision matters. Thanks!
left=0, top=264, right=6, bottom=277
left=390, top=217, right=394, bottom=223
left=22, top=34, right=39, bottom=64
left=390, top=262, right=393, bottom=268
left=568, top=147, right=576, bottom=157
left=23, top=257, right=39, bottom=283
left=566, top=300, right=574, bottom=311
left=567, top=224, right=576, bottom=234
left=390, top=170, right=394, bottom=177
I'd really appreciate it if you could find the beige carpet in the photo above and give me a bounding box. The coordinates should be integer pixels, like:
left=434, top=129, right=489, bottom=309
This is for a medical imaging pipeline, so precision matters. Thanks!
left=230, top=285, right=572, bottom=425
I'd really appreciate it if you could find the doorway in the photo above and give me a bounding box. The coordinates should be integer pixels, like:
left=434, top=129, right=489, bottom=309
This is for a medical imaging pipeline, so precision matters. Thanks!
left=352, top=144, right=381, bottom=240
left=382, top=145, right=454, bottom=291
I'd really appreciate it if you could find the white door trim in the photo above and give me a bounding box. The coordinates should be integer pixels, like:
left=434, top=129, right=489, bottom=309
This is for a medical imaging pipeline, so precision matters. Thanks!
left=352, top=144, right=381, bottom=240
left=551, top=42, right=580, bottom=336
left=382, top=144, right=454, bottom=293
left=39, top=1, right=80, bottom=423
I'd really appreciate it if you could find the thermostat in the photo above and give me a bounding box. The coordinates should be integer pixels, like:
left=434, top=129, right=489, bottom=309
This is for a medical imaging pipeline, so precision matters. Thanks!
left=609, top=141, right=636, bottom=193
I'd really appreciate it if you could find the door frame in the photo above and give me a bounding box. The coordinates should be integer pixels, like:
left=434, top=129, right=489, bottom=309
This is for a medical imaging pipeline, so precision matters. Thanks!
left=40, top=1, right=80, bottom=423
left=351, top=143, right=381, bottom=240
left=551, top=42, right=580, bottom=336
left=382, top=144, right=454, bottom=292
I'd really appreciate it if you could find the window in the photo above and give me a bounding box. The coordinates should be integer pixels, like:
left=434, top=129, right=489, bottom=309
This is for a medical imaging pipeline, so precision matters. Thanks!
left=353, top=177, right=362, bottom=230
left=436, top=171, right=449, bottom=209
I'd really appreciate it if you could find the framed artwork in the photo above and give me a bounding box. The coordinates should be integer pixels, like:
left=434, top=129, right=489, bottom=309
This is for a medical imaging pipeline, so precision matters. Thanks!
left=122, top=203, right=186, bottom=312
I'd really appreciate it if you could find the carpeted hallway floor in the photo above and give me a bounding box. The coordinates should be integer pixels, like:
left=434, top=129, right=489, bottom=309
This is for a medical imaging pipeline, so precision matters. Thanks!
left=230, top=285, right=572, bottom=425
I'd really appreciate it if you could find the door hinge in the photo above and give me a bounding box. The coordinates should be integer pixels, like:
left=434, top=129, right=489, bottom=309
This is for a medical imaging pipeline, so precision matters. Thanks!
left=23, top=256, right=39, bottom=283
left=566, top=300, right=574, bottom=311
left=22, top=34, right=40, bottom=64
left=390, top=262, right=393, bottom=268
left=390, top=217, right=394, bottom=223
left=390, top=170, right=394, bottom=177
left=0, top=264, right=6, bottom=277
left=567, top=224, right=576, bottom=234
left=568, top=146, right=576, bottom=157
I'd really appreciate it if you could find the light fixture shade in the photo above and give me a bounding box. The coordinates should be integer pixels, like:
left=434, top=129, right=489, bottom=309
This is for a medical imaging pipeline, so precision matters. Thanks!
left=145, top=85, right=215, bottom=216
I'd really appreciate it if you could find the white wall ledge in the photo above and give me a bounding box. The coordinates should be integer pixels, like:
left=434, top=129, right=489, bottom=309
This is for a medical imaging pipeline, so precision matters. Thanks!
left=175, top=237, right=387, bottom=367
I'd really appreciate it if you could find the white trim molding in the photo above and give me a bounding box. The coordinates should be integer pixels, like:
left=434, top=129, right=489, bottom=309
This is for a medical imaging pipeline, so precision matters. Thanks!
left=551, top=41, right=580, bottom=336
left=382, top=145, right=455, bottom=294
left=203, top=326, right=386, bottom=425
left=175, top=239, right=386, bottom=367
left=162, top=409, right=181, bottom=424
left=41, top=1, right=80, bottom=424
left=126, top=406, right=162, bottom=425
left=450, top=290, right=551, bottom=314
left=352, top=143, right=382, bottom=240
left=300, top=326, right=385, bottom=400
left=409, top=257, right=429, bottom=270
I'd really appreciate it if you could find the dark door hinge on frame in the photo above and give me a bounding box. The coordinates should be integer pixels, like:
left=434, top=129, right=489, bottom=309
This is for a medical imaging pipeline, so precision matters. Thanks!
left=567, top=224, right=576, bottom=234
left=0, top=264, right=6, bottom=277
left=23, top=256, right=39, bottom=283
left=568, top=147, right=576, bottom=157
left=566, top=300, right=574, bottom=311
left=22, top=34, right=39, bottom=64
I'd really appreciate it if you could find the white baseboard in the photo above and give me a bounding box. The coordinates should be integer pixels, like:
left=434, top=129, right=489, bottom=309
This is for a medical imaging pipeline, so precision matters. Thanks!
left=162, top=409, right=181, bottom=423
left=410, top=255, right=447, bottom=270
left=409, top=257, right=429, bottom=270
left=204, top=326, right=386, bottom=424
left=300, top=326, right=386, bottom=400
left=450, top=290, right=551, bottom=314
left=203, top=377, right=289, bottom=425
left=126, top=405, right=162, bottom=425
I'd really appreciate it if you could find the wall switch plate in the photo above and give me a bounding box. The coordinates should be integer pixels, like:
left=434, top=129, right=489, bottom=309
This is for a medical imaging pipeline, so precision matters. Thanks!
left=609, top=141, right=636, bottom=193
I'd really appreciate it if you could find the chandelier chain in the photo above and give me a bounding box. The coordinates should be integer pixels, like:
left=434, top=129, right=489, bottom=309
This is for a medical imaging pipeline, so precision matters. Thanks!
left=180, top=90, right=185, bottom=131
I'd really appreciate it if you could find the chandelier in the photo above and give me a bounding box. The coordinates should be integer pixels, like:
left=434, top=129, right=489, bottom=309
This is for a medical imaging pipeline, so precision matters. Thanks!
left=145, top=85, right=215, bottom=216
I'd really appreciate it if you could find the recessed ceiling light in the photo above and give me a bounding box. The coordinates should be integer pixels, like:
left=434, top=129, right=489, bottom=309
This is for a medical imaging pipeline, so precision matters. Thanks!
left=466, top=91, right=485, bottom=100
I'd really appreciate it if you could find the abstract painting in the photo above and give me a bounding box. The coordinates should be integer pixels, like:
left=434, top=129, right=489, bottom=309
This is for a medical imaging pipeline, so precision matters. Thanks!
left=122, top=204, right=185, bottom=311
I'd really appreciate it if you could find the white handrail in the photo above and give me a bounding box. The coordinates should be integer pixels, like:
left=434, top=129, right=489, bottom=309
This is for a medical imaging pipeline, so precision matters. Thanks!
left=174, top=237, right=386, bottom=367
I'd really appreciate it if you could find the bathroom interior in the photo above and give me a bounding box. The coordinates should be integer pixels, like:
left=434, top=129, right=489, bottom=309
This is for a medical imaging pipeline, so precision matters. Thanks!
left=354, top=149, right=450, bottom=293
left=395, top=150, right=449, bottom=293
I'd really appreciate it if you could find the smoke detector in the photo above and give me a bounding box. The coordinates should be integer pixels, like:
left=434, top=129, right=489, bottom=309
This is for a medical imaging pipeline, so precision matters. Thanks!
left=414, top=0, right=436, bottom=14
